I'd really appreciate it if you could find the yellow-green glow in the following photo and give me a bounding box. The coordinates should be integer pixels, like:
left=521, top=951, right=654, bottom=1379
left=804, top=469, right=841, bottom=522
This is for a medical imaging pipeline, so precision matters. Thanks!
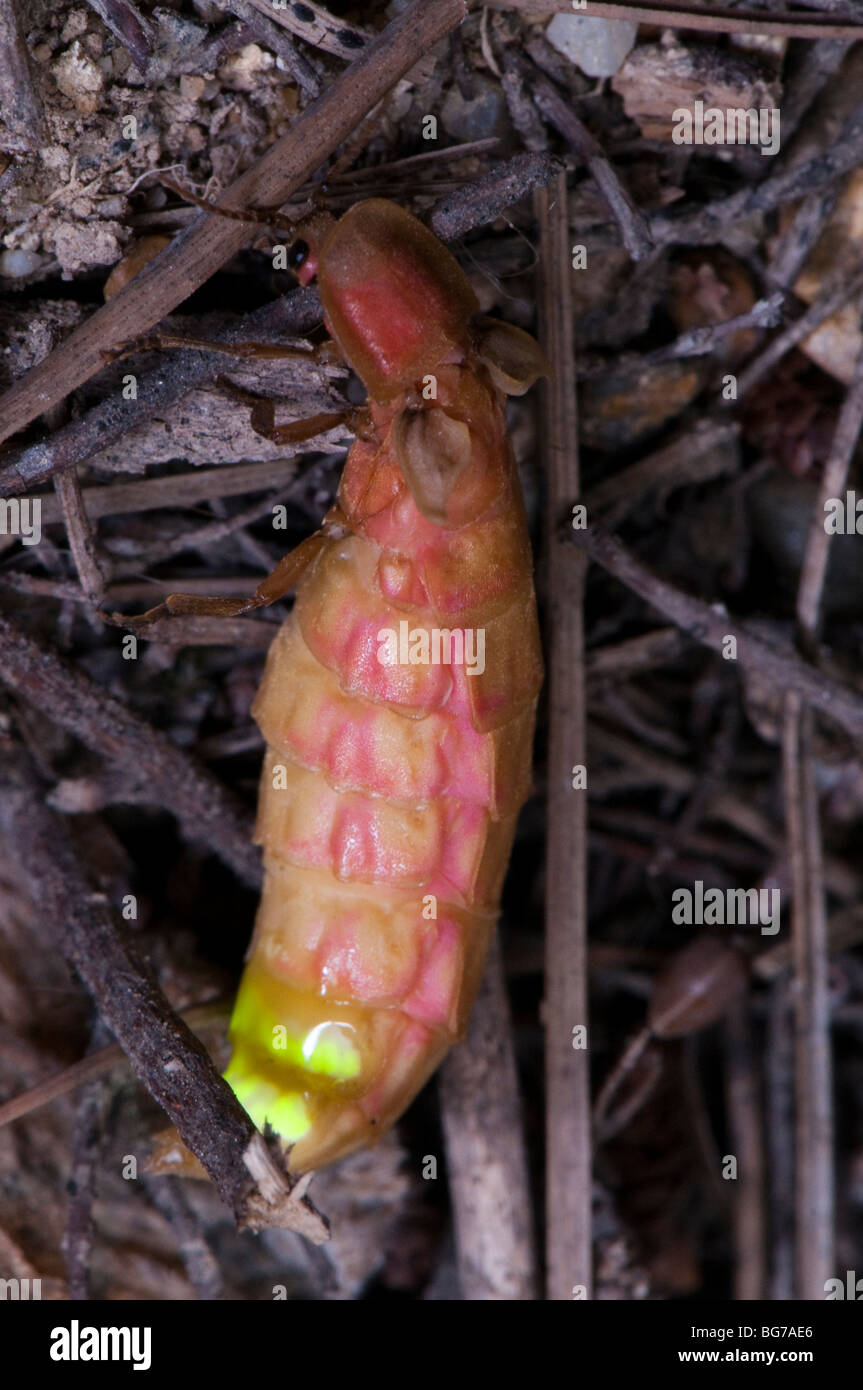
left=222, top=973, right=365, bottom=1143
left=228, top=975, right=362, bottom=1081
left=223, top=1056, right=311, bottom=1142
left=267, top=1090, right=311, bottom=1140
left=302, top=1021, right=362, bottom=1080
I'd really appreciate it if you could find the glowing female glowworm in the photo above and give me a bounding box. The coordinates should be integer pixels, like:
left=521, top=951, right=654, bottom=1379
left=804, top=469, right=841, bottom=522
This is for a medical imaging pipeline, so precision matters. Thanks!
left=158, top=198, right=548, bottom=1172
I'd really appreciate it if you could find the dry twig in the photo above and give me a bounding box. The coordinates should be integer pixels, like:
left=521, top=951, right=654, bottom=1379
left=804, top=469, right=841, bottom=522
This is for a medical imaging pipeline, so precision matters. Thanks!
left=0, top=615, right=261, bottom=887
left=514, top=53, right=653, bottom=262
left=53, top=467, right=108, bottom=607
left=537, top=172, right=592, bottom=1301
left=439, top=937, right=538, bottom=1299
left=242, top=0, right=371, bottom=61
left=0, top=290, right=325, bottom=497
left=484, top=0, right=863, bottom=41
left=796, top=345, right=863, bottom=649
left=83, top=0, right=153, bottom=70
left=737, top=260, right=863, bottom=402
left=775, top=337, right=863, bottom=1301
left=0, top=747, right=328, bottom=1243
left=0, top=0, right=46, bottom=154
left=567, top=525, right=863, bottom=747
left=214, top=0, right=320, bottom=94
left=781, top=694, right=833, bottom=1299
left=723, top=1002, right=766, bottom=1301
left=652, top=99, right=863, bottom=248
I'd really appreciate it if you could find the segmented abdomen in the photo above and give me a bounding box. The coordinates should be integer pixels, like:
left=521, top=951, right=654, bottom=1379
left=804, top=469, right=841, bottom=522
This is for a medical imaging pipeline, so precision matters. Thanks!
left=225, top=389, right=542, bottom=1172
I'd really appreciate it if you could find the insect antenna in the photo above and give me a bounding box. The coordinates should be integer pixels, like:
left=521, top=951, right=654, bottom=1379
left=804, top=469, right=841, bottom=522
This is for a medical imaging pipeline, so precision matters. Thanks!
left=160, top=175, right=297, bottom=239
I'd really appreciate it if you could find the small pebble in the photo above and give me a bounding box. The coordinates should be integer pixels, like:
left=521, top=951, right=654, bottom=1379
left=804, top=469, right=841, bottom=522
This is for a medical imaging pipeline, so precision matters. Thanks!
left=0, top=249, right=47, bottom=278
left=60, top=9, right=89, bottom=44
left=218, top=44, right=274, bottom=92
left=41, top=144, right=71, bottom=173
left=441, top=75, right=506, bottom=143
left=49, top=219, right=122, bottom=277
left=546, top=13, right=638, bottom=79
left=97, top=196, right=127, bottom=218
left=52, top=40, right=104, bottom=116
left=180, top=75, right=207, bottom=102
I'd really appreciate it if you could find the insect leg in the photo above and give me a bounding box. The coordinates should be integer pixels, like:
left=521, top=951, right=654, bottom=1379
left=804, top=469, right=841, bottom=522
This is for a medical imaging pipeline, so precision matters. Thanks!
left=102, top=516, right=346, bottom=631
left=213, top=375, right=369, bottom=447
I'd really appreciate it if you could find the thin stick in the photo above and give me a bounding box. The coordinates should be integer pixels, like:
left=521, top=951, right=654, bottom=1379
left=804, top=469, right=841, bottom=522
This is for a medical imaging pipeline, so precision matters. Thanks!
left=0, top=1001, right=230, bottom=1130
left=652, top=99, right=863, bottom=248
left=0, top=615, right=262, bottom=888
left=143, top=1177, right=224, bottom=1300
left=499, top=48, right=548, bottom=154
left=755, top=905, right=863, bottom=983
left=0, top=748, right=327, bottom=1242
left=64, top=1067, right=107, bottom=1301
left=214, top=0, right=320, bottom=94
left=483, top=0, right=863, bottom=41
left=639, top=294, right=784, bottom=366
left=796, top=343, right=863, bottom=650
left=0, top=289, right=325, bottom=497
left=242, top=0, right=372, bottom=61
left=54, top=467, right=108, bottom=606
left=777, top=333, right=860, bottom=1301
left=427, top=150, right=561, bottom=242
left=782, top=696, right=833, bottom=1299
left=83, top=0, right=153, bottom=70
left=343, top=137, right=500, bottom=182
left=737, top=259, right=863, bottom=402
left=537, top=173, right=592, bottom=1301
left=45, top=607, right=275, bottom=649
left=584, top=421, right=740, bottom=511
left=586, top=627, right=685, bottom=679
left=38, top=459, right=308, bottom=527
left=765, top=979, right=795, bottom=1299
left=0, top=0, right=46, bottom=153
left=723, top=1001, right=766, bottom=1300
left=515, top=53, right=653, bottom=262
left=439, top=937, right=538, bottom=1300
left=110, top=488, right=292, bottom=571
left=0, top=0, right=467, bottom=448
left=766, top=188, right=842, bottom=292
left=567, top=524, right=863, bottom=746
